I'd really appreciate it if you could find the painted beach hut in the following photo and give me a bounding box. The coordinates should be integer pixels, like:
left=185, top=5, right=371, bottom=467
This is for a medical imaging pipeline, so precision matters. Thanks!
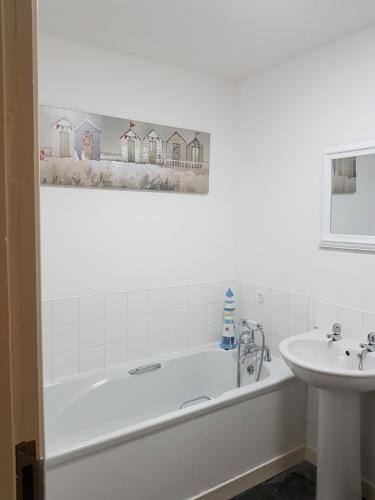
left=120, top=128, right=141, bottom=163
left=166, top=131, right=186, bottom=166
left=187, top=136, right=203, bottom=165
left=141, top=129, right=163, bottom=164
left=74, top=119, right=101, bottom=160
left=51, top=117, right=75, bottom=158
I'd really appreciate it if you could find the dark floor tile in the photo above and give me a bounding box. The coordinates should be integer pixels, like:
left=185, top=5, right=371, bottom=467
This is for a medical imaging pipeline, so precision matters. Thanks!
left=231, top=461, right=316, bottom=500
left=230, top=461, right=369, bottom=500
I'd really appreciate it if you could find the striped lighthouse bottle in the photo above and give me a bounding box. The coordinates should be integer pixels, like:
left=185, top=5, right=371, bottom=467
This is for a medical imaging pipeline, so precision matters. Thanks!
left=220, top=288, right=236, bottom=350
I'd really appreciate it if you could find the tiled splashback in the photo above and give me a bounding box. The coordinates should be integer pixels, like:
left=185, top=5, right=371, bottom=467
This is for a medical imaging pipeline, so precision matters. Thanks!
left=42, top=281, right=236, bottom=381
left=313, top=301, right=375, bottom=340
left=236, top=283, right=310, bottom=356
left=42, top=280, right=374, bottom=381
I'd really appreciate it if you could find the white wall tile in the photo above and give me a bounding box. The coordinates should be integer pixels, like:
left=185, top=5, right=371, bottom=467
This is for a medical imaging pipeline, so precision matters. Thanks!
left=80, top=320, right=105, bottom=348
left=169, top=331, right=187, bottom=353
left=271, top=289, right=289, bottom=315
left=53, top=350, right=79, bottom=378
left=169, top=308, right=188, bottom=332
left=189, top=305, right=206, bottom=327
left=253, top=308, right=271, bottom=333
left=186, top=326, right=205, bottom=348
left=189, top=284, right=207, bottom=306
left=53, top=324, right=79, bottom=353
left=270, top=334, right=284, bottom=356
left=80, top=294, right=105, bottom=322
left=150, top=333, right=169, bottom=356
left=150, top=310, right=169, bottom=335
left=105, top=292, right=126, bottom=318
left=43, top=355, right=54, bottom=381
left=270, top=312, right=289, bottom=338
left=42, top=300, right=52, bottom=329
left=127, top=338, right=149, bottom=362
left=206, top=323, right=221, bottom=343
left=127, top=313, right=149, bottom=339
left=314, top=301, right=337, bottom=330
left=237, top=302, right=256, bottom=321
left=53, top=298, right=79, bottom=326
left=123, top=292, right=128, bottom=316
left=337, top=307, right=363, bottom=340
left=169, top=286, right=188, bottom=309
left=80, top=346, right=105, bottom=372
left=239, top=282, right=256, bottom=305
left=128, top=290, right=149, bottom=315
left=150, top=288, right=170, bottom=312
left=290, top=317, right=309, bottom=336
left=206, top=303, right=222, bottom=325
left=105, top=317, right=126, bottom=343
left=206, top=282, right=223, bottom=304
left=105, top=342, right=127, bottom=367
left=290, top=293, right=309, bottom=321
left=363, top=312, right=375, bottom=337
left=42, top=327, right=53, bottom=356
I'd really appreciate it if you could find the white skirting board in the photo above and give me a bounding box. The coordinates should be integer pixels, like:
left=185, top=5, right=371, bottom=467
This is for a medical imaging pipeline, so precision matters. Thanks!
left=191, top=446, right=305, bottom=500
left=193, top=446, right=375, bottom=500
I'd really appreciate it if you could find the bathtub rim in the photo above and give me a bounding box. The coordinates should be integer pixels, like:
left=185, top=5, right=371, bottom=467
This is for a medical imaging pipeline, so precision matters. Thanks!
left=44, top=345, right=296, bottom=468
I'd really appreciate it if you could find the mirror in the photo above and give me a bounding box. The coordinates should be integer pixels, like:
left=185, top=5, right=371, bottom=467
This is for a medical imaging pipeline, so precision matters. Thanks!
left=321, top=141, right=375, bottom=251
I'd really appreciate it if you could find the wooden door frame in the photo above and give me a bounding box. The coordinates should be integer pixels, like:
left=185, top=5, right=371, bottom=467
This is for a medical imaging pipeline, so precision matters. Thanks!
left=0, top=0, right=44, bottom=498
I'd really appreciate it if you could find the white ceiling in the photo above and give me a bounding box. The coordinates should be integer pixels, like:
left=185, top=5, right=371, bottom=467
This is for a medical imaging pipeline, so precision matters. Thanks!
left=38, top=0, right=375, bottom=80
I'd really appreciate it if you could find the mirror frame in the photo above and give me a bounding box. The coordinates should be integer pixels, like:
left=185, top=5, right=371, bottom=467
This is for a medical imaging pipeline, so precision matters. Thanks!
left=320, top=140, right=375, bottom=252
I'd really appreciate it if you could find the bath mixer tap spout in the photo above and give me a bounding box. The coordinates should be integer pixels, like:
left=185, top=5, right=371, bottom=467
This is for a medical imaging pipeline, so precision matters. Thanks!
left=236, top=319, right=266, bottom=387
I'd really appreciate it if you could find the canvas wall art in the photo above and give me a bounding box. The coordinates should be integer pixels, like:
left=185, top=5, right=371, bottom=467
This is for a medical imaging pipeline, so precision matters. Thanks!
left=39, top=105, right=210, bottom=194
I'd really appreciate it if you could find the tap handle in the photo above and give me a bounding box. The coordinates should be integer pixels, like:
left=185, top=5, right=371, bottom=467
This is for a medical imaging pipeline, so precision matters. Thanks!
left=332, top=323, right=341, bottom=334
left=367, top=332, right=375, bottom=345
left=239, top=319, right=262, bottom=330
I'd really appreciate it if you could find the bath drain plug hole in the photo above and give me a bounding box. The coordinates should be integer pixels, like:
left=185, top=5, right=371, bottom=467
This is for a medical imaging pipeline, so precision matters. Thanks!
left=247, top=365, right=255, bottom=375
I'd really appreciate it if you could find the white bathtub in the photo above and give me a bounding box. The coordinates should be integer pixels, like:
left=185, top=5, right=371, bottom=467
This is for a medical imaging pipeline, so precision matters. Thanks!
left=45, top=344, right=306, bottom=500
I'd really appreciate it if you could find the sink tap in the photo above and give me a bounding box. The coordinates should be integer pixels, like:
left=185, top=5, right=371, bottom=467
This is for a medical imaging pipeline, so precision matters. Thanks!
left=360, top=332, right=375, bottom=352
left=327, top=323, right=342, bottom=342
left=358, top=332, right=375, bottom=370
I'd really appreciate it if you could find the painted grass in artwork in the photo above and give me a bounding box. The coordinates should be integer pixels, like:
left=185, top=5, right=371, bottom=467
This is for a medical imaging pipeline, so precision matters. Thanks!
left=40, top=158, right=209, bottom=194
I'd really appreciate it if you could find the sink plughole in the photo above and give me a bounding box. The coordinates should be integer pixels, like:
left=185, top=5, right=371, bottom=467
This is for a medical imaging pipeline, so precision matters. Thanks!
left=279, top=329, right=374, bottom=500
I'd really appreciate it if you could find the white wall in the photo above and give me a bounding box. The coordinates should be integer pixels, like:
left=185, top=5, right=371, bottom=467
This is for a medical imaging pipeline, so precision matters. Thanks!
left=237, top=26, right=375, bottom=485
left=237, top=26, right=375, bottom=314
left=38, top=34, right=239, bottom=298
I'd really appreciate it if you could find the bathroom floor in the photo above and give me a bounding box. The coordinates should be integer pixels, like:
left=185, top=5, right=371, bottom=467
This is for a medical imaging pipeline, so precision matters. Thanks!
left=232, top=461, right=368, bottom=500
left=231, top=461, right=316, bottom=500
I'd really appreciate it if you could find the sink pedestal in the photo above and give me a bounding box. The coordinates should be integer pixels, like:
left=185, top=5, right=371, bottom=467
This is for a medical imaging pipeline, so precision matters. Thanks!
left=317, top=389, right=361, bottom=500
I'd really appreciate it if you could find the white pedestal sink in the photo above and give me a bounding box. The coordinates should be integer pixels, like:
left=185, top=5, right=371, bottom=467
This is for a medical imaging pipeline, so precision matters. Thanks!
left=279, top=329, right=375, bottom=500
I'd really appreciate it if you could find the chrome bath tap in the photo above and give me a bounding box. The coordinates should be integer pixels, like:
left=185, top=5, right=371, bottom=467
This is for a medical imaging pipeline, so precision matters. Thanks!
left=358, top=332, right=375, bottom=370
left=236, top=319, right=270, bottom=387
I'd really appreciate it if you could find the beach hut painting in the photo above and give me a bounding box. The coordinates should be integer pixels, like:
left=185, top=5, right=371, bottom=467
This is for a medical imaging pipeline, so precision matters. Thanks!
left=39, top=105, right=210, bottom=194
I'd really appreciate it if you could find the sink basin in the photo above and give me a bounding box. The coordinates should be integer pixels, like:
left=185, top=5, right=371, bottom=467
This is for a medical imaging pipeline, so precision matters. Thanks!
left=279, top=329, right=375, bottom=392
left=279, top=329, right=375, bottom=500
